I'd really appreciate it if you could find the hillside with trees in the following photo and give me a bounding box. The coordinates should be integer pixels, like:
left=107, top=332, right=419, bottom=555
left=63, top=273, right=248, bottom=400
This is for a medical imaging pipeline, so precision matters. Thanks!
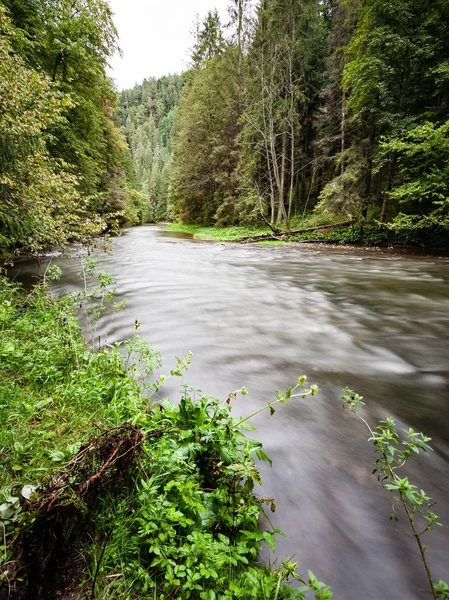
left=0, top=0, right=142, bottom=263
left=156, top=0, right=449, bottom=246
left=119, top=74, right=184, bottom=222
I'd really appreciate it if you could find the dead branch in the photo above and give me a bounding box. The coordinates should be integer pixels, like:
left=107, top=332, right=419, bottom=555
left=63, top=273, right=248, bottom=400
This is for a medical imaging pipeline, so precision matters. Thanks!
left=240, top=220, right=354, bottom=242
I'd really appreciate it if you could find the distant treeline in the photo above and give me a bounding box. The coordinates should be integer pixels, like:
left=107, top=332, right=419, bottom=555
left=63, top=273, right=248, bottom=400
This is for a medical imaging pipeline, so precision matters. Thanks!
left=122, top=0, right=449, bottom=245
left=119, top=75, right=184, bottom=222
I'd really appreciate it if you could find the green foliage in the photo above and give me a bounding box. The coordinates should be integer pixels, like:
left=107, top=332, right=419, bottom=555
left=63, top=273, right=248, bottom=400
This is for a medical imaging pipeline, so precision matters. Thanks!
left=318, top=0, right=449, bottom=236
left=171, top=45, right=243, bottom=226
left=165, top=223, right=271, bottom=241
left=165, top=220, right=390, bottom=246
left=119, top=75, right=185, bottom=222
left=72, top=257, right=129, bottom=347
left=111, top=0, right=449, bottom=246
left=191, top=9, right=226, bottom=68
left=0, top=277, right=330, bottom=599
left=0, top=6, right=106, bottom=261
left=164, top=0, right=449, bottom=244
left=380, top=121, right=449, bottom=232
left=242, top=0, right=328, bottom=226
left=92, top=382, right=327, bottom=599
left=0, top=0, right=139, bottom=258
left=10, top=0, right=125, bottom=206
left=341, top=388, right=449, bottom=600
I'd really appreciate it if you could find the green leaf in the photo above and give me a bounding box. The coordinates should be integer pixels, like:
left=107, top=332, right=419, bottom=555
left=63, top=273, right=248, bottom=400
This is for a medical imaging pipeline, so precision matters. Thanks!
left=49, top=450, right=65, bottom=462
left=256, top=448, right=273, bottom=467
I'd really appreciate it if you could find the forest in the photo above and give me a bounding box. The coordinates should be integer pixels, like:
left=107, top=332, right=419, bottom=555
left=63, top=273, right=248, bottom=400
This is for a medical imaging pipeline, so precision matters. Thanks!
left=122, top=0, right=449, bottom=247
left=2, top=0, right=449, bottom=263
left=1, top=1, right=449, bottom=599
left=0, top=0, right=143, bottom=264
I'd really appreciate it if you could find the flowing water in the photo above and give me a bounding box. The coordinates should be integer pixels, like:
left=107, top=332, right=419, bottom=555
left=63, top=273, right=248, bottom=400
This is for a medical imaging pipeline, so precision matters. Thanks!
left=10, top=225, right=449, bottom=599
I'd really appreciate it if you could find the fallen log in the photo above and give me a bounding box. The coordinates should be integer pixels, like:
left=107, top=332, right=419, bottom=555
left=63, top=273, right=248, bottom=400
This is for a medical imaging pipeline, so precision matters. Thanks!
left=240, top=220, right=354, bottom=243
left=294, top=239, right=341, bottom=244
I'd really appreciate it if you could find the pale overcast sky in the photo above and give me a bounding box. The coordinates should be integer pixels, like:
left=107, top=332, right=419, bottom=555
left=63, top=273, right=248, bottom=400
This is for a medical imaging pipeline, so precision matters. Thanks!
left=107, top=0, right=231, bottom=90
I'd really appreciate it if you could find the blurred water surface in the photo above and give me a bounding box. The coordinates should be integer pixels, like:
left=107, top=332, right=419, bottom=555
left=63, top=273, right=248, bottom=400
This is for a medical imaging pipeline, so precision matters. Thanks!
left=10, top=225, right=449, bottom=599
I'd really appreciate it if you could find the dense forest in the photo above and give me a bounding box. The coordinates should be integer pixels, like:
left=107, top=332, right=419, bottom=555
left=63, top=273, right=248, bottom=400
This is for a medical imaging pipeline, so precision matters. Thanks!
left=0, top=0, right=143, bottom=263
left=119, top=75, right=184, bottom=222
left=2, top=0, right=449, bottom=262
left=120, top=0, right=449, bottom=246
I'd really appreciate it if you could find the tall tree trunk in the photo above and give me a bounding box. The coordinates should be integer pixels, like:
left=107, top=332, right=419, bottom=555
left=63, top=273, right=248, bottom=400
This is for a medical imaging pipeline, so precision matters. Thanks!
left=260, top=53, right=276, bottom=224
left=237, top=0, right=243, bottom=69
left=360, top=124, right=376, bottom=234
left=340, top=89, right=346, bottom=211
left=340, top=89, right=346, bottom=177
left=295, top=167, right=300, bottom=215
left=277, top=129, right=288, bottom=224
left=287, top=127, right=295, bottom=229
left=286, top=37, right=295, bottom=230
left=380, top=153, right=396, bottom=229
left=52, top=52, right=63, bottom=82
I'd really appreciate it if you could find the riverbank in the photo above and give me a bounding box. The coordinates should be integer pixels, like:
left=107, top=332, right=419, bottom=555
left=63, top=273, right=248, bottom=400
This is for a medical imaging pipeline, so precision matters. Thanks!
left=165, top=217, right=355, bottom=244
left=4, top=227, right=449, bottom=599
left=0, top=274, right=327, bottom=599
left=165, top=219, right=449, bottom=253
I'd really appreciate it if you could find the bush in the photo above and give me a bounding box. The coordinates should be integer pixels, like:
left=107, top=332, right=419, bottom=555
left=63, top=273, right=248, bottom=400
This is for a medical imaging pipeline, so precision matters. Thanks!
left=0, top=277, right=329, bottom=599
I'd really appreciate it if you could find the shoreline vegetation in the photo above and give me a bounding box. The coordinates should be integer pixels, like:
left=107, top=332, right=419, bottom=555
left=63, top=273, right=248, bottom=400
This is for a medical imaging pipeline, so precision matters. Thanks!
left=1, top=261, right=447, bottom=599
left=163, top=221, right=449, bottom=255
left=0, top=273, right=332, bottom=600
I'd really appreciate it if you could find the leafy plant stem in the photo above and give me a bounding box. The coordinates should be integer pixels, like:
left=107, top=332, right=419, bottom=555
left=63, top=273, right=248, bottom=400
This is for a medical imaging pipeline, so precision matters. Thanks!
left=273, top=571, right=283, bottom=600
left=234, top=377, right=318, bottom=429
left=91, top=526, right=114, bottom=600
left=0, top=521, right=6, bottom=563
left=349, top=406, right=438, bottom=599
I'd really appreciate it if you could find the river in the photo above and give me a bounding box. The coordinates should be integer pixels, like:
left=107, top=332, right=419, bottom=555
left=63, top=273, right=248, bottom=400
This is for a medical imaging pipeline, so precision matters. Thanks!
left=10, top=225, right=449, bottom=599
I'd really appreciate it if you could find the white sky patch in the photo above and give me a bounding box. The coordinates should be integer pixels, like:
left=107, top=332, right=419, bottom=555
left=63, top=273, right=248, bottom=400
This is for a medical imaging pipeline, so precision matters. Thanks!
left=107, top=0, right=231, bottom=90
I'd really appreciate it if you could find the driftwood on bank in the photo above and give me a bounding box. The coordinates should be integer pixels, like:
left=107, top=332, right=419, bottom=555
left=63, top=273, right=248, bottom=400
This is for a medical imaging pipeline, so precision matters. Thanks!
left=240, top=220, right=354, bottom=243
left=6, top=424, right=144, bottom=600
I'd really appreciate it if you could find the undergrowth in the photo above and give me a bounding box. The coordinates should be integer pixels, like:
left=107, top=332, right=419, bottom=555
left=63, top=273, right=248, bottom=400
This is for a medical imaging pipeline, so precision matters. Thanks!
left=167, top=218, right=449, bottom=249
left=0, top=276, right=330, bottom=599
left=2, top=268, right=445, bottom=599
left=165, top=223, right=272, bottom=241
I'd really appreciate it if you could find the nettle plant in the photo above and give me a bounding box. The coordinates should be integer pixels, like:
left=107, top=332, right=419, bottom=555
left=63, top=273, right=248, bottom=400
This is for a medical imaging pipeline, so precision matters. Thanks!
left=90, top=377, right=331, bottom=600
left=340, top=389, right=449, bottom=600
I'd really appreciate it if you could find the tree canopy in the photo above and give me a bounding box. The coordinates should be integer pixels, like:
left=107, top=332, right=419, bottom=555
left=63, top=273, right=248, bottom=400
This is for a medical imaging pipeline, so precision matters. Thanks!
left=0, top=0, right=141, bottom=262
left=120, top=0, right=449, bottom=246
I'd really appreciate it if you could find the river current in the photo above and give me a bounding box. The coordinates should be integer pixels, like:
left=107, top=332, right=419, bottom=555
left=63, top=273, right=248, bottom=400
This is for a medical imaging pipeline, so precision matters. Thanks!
left=10, top=225, right=449, bottom=599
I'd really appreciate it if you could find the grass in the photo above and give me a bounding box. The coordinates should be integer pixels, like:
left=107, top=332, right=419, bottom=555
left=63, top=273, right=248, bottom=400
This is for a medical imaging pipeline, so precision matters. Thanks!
left=0, top=275, right=329, bottom=599
left=0, top=282, right=137, bottom=487
left=165, top=223, right=271, bottom=241
left=165, top=214, right=358, bottom=245
left=255, top=240, right=285, bottom=246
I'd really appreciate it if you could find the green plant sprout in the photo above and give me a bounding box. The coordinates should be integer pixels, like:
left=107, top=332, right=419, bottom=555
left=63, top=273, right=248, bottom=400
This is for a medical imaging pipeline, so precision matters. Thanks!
left=234, top=375, right=319, bottom=429
left=340, top=389, right=449, bottom=600
left=75, top=257, right=127, bottom=348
